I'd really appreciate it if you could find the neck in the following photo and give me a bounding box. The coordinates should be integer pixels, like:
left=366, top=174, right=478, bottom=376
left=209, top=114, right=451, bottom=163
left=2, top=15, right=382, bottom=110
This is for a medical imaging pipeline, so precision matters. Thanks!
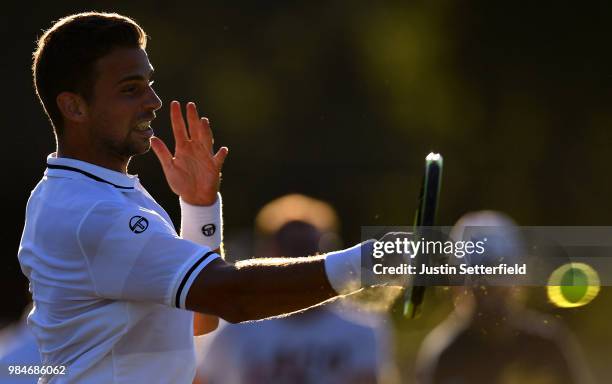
left=57, top=141, right=130, bottom=173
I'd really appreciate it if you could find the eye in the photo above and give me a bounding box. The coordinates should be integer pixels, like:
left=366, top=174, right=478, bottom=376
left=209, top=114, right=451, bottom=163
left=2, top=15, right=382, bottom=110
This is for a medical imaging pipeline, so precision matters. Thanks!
left=120, top=80, right=154, bottom=95
left=122, top=85, right=138, bottom=94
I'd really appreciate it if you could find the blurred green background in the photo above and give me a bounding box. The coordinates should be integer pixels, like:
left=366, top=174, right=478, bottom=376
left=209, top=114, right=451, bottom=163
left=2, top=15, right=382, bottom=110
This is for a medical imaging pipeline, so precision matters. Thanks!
left=4, top=0, right=612, bottom=381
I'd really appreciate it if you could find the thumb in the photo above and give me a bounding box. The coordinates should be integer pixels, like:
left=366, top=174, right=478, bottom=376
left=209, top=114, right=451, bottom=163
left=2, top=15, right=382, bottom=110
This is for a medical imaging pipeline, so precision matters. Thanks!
left=150, top=136, right=173, bottom=172
left=213, top=146, right=229, bottom=169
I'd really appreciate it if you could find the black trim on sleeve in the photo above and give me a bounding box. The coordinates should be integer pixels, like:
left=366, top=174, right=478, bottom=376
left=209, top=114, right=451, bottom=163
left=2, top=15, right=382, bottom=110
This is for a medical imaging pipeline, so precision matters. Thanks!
left=175, top=251, right=217, bottom=308
left=47, top=164, right=134, bottom=190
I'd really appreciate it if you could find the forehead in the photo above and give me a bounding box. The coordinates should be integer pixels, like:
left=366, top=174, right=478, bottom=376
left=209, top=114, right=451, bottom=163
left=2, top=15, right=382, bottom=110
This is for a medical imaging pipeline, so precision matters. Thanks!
left=94, top=47, right=153, bottom=84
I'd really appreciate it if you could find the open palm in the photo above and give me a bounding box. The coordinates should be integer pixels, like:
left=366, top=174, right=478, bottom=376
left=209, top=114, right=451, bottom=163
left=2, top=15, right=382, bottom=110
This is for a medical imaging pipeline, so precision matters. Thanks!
left=150, top=101, right=228, bottom=206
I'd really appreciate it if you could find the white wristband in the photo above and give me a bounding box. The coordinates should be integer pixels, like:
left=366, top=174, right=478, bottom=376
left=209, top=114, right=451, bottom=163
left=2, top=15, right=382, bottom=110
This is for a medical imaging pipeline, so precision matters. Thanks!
left=323, top=242, right=365, bottom=295
left=180, top=193, right=223, bottom=250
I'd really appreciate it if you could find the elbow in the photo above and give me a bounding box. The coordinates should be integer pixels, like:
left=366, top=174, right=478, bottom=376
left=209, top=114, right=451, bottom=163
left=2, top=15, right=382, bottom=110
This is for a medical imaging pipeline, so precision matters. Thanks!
left=221, top=312, right=246, bottom=324
left=190, top=299, right=248, bottom=324
left=217, top=299, right=262, bottom=324
left=202, top=297, right=242, bottom=323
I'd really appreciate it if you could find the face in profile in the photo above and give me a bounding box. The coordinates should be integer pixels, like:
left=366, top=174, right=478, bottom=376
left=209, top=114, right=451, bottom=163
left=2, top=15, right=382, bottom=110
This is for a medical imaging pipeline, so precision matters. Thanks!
left=85, top=47, right=162, bottom=159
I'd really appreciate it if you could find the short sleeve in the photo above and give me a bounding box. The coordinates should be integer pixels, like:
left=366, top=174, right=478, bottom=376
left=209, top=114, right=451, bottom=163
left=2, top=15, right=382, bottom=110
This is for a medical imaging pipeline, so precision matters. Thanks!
left=76, top=201, right=219, bottom=308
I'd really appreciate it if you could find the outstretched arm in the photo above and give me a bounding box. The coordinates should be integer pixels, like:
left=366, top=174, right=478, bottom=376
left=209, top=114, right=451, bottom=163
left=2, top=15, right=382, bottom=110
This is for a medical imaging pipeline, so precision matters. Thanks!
left=186, top=255, right=340, bottom=323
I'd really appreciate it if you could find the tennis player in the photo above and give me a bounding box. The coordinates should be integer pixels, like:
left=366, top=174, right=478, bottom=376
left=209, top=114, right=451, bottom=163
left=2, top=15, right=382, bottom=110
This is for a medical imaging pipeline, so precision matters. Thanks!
left=18, top=12, right=406, bottom=383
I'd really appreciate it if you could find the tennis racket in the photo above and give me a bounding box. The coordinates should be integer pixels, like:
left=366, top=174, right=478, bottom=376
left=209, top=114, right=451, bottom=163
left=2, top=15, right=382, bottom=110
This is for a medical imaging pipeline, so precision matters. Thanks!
left=403, top=152, right=443, bottom=318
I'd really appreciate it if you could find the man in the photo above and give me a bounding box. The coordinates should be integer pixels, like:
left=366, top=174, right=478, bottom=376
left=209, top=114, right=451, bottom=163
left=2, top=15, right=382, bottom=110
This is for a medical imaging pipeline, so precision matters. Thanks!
left=19, top=12, right=405, bottom=383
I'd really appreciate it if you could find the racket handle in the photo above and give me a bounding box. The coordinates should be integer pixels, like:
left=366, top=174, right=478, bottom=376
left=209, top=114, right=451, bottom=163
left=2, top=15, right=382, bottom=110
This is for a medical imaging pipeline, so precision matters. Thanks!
left=403, top=286, right=425, bottom=318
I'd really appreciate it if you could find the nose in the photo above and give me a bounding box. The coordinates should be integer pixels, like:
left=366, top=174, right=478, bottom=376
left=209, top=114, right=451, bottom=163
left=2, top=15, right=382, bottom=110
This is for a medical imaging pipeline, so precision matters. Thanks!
left=145, top=86, right=163, bottom=112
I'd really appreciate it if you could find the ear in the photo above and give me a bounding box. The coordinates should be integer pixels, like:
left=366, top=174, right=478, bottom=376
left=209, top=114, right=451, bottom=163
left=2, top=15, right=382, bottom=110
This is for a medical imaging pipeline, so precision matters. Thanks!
left=56, top=92, right=88, bottom=123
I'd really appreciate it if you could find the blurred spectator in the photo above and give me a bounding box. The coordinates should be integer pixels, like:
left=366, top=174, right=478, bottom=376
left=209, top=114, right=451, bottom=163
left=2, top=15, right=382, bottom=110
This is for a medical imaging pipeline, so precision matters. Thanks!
left=415, top=211, right=593, bottom=384
left=195, top=194, right=397, bottom=384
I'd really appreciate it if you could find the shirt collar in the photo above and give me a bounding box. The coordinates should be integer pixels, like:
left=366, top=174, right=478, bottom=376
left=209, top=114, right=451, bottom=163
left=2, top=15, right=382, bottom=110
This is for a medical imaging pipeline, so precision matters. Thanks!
left=45, top=153, right=138, bottom=190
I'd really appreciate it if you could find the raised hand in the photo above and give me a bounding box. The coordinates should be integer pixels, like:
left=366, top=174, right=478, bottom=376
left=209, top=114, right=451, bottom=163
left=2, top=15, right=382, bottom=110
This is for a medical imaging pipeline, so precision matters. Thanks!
left=150, top=101, right=228, bottom=206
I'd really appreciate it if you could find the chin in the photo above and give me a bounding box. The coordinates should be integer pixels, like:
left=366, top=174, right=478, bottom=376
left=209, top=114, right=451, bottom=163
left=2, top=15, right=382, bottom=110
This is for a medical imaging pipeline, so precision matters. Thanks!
left=134, top=141, right=152, bottom=156
left=122, top=138, right=152, bottom=158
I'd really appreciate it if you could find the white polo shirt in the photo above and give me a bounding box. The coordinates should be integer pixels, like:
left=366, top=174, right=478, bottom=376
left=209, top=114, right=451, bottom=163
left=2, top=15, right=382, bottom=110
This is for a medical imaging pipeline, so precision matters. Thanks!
left=18, top=154, right=220, bottom=383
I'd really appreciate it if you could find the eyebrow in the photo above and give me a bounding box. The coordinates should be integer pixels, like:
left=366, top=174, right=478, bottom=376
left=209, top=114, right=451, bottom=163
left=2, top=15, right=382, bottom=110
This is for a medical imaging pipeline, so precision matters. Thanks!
left=117, top=69, right=154, bottom=85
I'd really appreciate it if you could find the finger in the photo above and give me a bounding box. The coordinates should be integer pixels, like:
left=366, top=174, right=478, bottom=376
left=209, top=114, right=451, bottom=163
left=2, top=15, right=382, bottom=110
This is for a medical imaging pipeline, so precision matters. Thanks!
left=199, top=117, right=214, bottom=151
left=186, top=102, right=201, bottom=141
left=213, top=146, right=229, bottom=169
left=150, top=136, right=174, bottom=173
left=170, top=100, right=189, bottom=144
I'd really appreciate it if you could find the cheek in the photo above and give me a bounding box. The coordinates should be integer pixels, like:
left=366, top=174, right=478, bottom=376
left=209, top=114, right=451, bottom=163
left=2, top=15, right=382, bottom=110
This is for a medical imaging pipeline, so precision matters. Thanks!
left=90, top=99, right=135, bottom=132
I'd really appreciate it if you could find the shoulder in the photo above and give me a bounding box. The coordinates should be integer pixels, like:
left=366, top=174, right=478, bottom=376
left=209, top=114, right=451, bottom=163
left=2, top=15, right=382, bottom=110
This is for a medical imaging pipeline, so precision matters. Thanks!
left=24, top=178, right=133, bottom=245
left=36, top=177, right=163, bottom=229
left=77, top=199, right=175, bottom=244
left=31, top=175, right=129, bottom=215
left=43, top=173, right=115, bottom=195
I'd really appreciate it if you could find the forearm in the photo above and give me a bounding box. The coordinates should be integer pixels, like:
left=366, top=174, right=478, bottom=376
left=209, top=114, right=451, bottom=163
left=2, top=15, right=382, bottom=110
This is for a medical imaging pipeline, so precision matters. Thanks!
left=231, top=256, right=338, bottom=320
left=193, top=244, right=222, bottom=335
left=180, top=195, right=224, bottom=334
left=180, top=194, right=364, bottom=322
left=193, top=245, right=221, bottom=335
left=193, top=313, right=218, bottom=335
left=187, top=256, right=344, bottom=323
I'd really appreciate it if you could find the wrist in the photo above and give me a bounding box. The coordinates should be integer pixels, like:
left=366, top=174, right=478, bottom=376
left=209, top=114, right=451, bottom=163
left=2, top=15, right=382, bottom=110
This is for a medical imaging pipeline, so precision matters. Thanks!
left=180, top=193, right=223, bottom=250
left=180, top=192, right=218, bottom=207
left=323, top=242, right=367, bottom=295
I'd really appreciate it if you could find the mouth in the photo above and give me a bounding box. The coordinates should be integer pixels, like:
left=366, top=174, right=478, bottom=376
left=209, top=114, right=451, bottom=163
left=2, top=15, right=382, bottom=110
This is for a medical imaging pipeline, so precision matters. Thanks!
left=134, top=120, right=153, bottom=132
left=134, top=120, right=155, bottom=140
